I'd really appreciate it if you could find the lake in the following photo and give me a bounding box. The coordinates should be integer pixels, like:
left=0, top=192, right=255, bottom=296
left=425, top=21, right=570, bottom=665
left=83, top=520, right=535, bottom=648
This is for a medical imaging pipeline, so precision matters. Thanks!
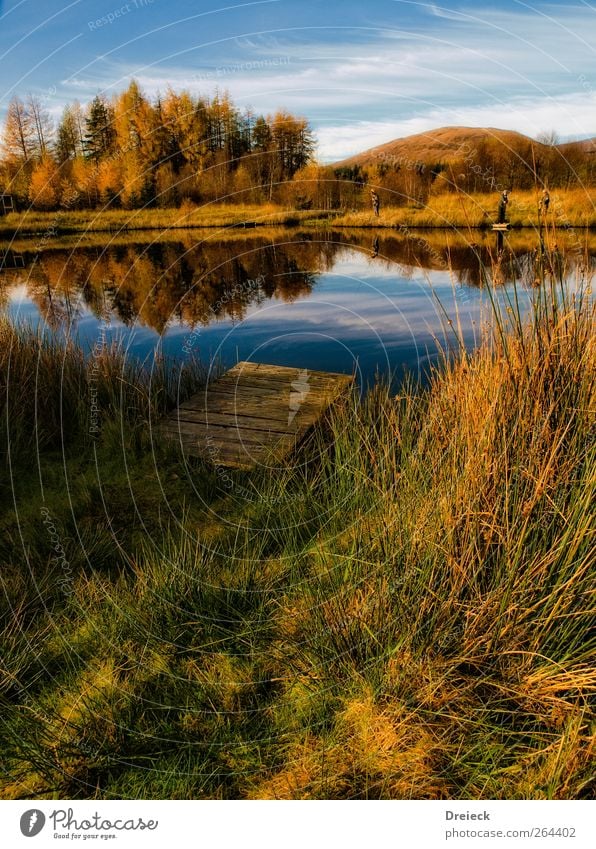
left=1, top=227, right=593, bottom=387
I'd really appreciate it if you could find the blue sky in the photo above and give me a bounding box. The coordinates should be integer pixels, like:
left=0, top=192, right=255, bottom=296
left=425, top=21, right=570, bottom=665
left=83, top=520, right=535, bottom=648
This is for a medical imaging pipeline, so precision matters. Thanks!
left=1, top=0, right=595, bottom=160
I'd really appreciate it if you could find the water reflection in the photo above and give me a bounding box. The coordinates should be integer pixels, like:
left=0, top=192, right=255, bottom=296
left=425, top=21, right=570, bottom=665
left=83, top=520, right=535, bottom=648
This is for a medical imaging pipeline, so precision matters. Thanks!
left=2, top=229, right=593, bottom=383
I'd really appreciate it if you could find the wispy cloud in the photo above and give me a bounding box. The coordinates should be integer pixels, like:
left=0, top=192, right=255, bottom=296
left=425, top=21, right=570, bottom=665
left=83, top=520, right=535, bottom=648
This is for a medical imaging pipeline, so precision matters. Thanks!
left=14, top=1, right=596, bottom=160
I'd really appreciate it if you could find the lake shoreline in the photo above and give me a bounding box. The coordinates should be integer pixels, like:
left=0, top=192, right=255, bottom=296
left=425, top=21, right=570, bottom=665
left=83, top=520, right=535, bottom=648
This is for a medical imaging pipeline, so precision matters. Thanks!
left=2, top=189, right=596, bottom=239
left=2, top=219, right=595, bottom=239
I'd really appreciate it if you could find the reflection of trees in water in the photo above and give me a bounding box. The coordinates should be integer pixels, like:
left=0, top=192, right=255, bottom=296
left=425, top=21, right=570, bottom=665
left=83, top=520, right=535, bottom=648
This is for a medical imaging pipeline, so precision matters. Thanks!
left=1, top=231, right=591, bottom=332
left=3, top=239, right=326, bottom=333
left=338, top=231, right=593, bottom=290
left=16, top=255, right=87, bottom=330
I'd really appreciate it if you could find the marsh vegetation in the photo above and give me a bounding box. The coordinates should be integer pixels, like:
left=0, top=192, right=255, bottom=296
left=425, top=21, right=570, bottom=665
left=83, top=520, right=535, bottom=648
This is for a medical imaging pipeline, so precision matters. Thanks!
left=0, top=239, right=593, bottom=799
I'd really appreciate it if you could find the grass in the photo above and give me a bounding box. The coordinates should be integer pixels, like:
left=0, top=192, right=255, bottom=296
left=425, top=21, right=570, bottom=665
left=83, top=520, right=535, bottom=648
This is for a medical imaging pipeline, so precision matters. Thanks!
left=0, top=257, right=594, bottom=799
left=1, top=187, right=596, bottom=238
left=333, top=187, right=596, bottom=230
left=0, top=204, right=330, bottom=238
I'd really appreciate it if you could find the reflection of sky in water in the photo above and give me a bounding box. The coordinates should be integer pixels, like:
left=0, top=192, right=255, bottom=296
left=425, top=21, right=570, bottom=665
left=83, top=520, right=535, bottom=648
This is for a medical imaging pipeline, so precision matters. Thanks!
left=6, top=246, right=538, bottom=387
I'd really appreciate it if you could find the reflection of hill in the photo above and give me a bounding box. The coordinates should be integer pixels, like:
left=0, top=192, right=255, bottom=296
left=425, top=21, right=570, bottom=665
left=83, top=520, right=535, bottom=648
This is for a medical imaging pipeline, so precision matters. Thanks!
left=1, top=230, right=593, bottom=331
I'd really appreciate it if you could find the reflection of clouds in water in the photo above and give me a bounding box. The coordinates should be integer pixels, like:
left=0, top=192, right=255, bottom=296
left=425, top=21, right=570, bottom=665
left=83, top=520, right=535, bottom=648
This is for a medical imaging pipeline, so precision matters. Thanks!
left=185, top=275, right=492, bottom=382
left=233, top=272, right=498, bottom=340
left=6, top=284, right=29, bottom=303
left=2, top=233, right=580, bottom=383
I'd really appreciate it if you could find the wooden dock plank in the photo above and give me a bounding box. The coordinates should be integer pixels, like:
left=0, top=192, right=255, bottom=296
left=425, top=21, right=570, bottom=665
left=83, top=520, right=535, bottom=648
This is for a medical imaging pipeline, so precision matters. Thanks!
left=161, top=360, right=353, bottom=469
left=175, top=393, right=333, bottom=419
left=168, top=410, right=299, bottom=434
left=162, top=420, right=290, bottom=446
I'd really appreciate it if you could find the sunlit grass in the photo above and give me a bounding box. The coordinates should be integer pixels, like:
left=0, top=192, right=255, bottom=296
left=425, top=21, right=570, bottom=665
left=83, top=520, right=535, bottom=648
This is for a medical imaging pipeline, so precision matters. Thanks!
left=334, top=188, right=596, bottom=229
left=0, top=204, right=328, bottom=238
left=2, top=187, right=596, bottom=238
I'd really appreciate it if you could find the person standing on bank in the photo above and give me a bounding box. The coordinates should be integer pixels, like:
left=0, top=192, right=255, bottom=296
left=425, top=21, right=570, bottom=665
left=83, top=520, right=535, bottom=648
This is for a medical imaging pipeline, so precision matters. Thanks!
left=539, top=189, right=550, bottom=216
left=498, top=189, right=510, bottom=224
left=371, top=189, right=380, bottom=216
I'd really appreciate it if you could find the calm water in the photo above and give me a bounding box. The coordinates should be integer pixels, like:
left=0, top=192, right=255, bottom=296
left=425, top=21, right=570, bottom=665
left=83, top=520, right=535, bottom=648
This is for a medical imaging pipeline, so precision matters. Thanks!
left=1, top=228, right=592, bottom=386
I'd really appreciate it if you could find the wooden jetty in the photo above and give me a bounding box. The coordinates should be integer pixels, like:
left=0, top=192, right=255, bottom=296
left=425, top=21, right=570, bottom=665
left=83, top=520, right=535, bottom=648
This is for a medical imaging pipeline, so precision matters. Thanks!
left=161, top=361, right=354, bottom=470
left=492, top=222, right=510, bottom=231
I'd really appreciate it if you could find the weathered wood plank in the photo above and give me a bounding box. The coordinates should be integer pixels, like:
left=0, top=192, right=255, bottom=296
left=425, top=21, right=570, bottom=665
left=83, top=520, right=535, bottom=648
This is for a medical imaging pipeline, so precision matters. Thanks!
left=227, top=362, right=330, bottom=377
left=168, top=409, right=300, bottom=434
left=215, top=367, right=340, bottom=384
left=162, top=421, right=290, bottom=446
left=160, top=360, right=354, bottom=469
left=174, top=395, right=331, bottom=418
left=178, top=380, right=344, bottom=402
left=175, top=393, right=331, bottom=419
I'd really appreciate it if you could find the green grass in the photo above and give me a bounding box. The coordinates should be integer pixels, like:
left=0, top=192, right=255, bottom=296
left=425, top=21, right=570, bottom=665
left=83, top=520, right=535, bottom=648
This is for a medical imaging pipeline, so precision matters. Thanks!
left=0, top=263, right=594, bottom=799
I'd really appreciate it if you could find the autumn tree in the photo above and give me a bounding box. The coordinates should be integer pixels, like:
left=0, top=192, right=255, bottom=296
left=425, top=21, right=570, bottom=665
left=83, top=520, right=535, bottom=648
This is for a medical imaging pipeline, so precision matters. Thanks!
left=162, top=88, right=208, bottom=169
left=0, top=86, right=317, bottom=208
left=27, top=95, right=54, bottom=157
left=113, top=81, right=160, bottom=205
left=56, top=102, right=85, bottom=163
left=270, top=112, right=314, bottom=180
left=155, top=161, right=178, bottom=207
left=96, top=157, right=122, bottom=206
left=29, top=155, right=61, bottom=209
left=288, top=163, right=340, bottom=209
left=2, top=96, right=35, bottom=162
left=245, top=114, right=273, bottom=196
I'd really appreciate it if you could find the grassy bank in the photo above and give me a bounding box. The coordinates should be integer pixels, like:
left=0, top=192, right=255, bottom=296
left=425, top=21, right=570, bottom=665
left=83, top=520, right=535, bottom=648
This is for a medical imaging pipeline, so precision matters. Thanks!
left=1, top=188, right=596, bottom=239
left=0, top=204, right=329, bottom=239
left=333, top=188, right=596, bottom=230
left=0, top=275, right=594, bottom=799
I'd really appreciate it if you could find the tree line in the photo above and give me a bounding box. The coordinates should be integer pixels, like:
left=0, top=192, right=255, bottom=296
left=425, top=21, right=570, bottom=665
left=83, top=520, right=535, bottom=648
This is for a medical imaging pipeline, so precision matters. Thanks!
left=0, top=82, right=315, bottom=210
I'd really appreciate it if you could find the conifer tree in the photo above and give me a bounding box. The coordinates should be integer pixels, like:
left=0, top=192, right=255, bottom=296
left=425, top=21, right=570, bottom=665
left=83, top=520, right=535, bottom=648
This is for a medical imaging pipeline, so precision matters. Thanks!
left=83, top=96, right=116, bottom=162
left=56, top=104, right=84, bottom=162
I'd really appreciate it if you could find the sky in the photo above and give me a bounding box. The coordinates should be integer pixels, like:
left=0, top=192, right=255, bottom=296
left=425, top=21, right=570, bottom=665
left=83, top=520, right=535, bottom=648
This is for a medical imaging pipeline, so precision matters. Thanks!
left=1, top=0, right=595, bottom=160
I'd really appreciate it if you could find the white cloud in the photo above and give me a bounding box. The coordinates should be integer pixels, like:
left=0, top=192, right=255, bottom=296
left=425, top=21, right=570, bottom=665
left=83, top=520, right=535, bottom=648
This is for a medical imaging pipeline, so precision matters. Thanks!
left=315, top=89, right=596, bottom=160
left=48, top=2, right=596, bottom=161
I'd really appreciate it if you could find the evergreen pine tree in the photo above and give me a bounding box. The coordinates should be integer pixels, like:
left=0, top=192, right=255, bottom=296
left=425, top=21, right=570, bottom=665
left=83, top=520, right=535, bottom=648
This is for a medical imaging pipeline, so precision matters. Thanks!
left=83, top=96, right=116, bottom=162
